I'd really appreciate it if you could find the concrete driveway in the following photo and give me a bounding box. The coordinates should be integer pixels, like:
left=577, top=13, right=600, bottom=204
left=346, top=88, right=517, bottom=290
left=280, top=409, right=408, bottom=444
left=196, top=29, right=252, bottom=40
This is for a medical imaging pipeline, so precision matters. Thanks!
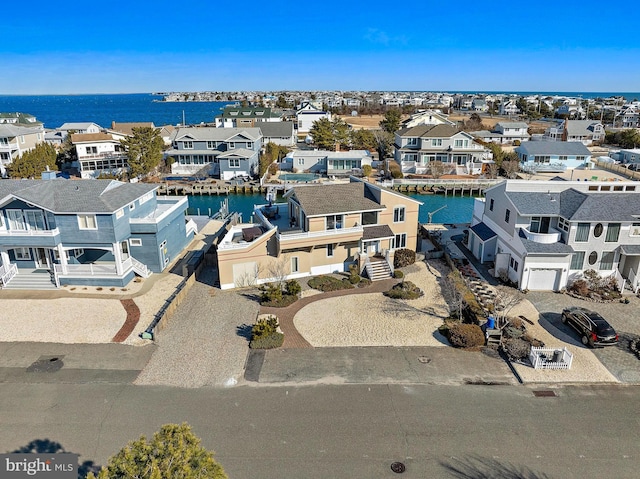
left=525, top=291, right=640, bottom=383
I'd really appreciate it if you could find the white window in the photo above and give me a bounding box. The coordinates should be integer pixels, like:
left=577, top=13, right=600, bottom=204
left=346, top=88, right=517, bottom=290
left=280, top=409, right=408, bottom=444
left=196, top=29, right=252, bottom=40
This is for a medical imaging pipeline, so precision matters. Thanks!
left=73, top=248, right=84, bottom=257
left=14, top=247, right=31, bottom=260
left=140, top=192, right=153, bottom=204
left=247, top=142, right=253, bottom=148
left=407, top=137, right=418, bottom=146
left=393, top=206, right=405, bottom=223
left=20, top=135, right=25, bottom=144
left=291, top=256, right=299, bottom=273
left=229, top=158, right=240, bottom=168
left=393, top=233, right=407, bottom=249
left=558, top=217, right=570, bottom=232
left=206, top=141, right=216, bottom=149
left=77, top=214, right=97, bottom=230
left=183, top=141, right=193, bottom=149
left=116, top=209, right=124, bottom=219
left=229, top=142, right=236, bottom=149
left=7, top=210, right=26, bottom=230
left=130, top=238, right=143, bottom=246
left=454, top=139, right=469, bottom=148
left=297, top=158, right=304, bottom=165
left=431, top=138, right=442, bottom=147
left=631, top=222, right=640, bottom=236
left=327, top=244, right=334, bottom=257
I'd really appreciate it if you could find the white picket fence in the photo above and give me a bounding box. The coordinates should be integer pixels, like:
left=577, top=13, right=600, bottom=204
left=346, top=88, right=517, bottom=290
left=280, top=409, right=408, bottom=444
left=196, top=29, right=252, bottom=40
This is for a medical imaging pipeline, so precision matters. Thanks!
left=529, top=347, right=573, bottom=370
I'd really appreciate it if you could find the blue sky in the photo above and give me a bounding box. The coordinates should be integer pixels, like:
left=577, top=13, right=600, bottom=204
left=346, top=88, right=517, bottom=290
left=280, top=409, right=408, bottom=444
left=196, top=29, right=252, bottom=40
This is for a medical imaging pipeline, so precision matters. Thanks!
left=2, top=0, right=639, bottom=94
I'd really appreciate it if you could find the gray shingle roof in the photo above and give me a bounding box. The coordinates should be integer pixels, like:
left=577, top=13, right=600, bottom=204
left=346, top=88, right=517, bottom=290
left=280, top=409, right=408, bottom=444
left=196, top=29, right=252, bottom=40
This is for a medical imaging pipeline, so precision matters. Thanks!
left=174, top=127, right=262, bottom=142
left=288, top=182, right=383, bottom=217
left=518, top=229, right=574, bottom=254
left=255, top=121, right=294, bottom=138
left=397, top=124, right=461, bottom=138
left=470, top=222, right=496, bottom=241
left=564, top=120, right=601, bottom=136
left=362, top=224, right=394, bottom=240
left=0, top=179, right=157, bottom=213
left=516, top=141, right=591, bottom=156
left=506, top=191, right=563, bottom=215
left=496, top=122, right=528, bottom=129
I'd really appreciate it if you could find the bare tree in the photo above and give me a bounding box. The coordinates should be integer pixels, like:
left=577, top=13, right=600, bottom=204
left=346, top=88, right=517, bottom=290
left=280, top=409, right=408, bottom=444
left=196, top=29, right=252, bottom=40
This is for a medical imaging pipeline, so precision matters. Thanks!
left=441, top=272, right=468, bottom=321
left=486, top=163, right=498, bottom=179
left=234, top=263, right=264, bottom=288
left=492, top=285, right=524, bottom=327
left=267, top=254, right=290, bottom=288
left=429, top=161, right=447, bottom=179
left=501, top=160, right=521, bottom=179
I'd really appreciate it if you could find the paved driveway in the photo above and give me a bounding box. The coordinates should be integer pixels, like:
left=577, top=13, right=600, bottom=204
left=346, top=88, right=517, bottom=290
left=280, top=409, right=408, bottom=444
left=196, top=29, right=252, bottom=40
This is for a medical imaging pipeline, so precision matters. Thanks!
left=525, top=291, right=640, bottom=383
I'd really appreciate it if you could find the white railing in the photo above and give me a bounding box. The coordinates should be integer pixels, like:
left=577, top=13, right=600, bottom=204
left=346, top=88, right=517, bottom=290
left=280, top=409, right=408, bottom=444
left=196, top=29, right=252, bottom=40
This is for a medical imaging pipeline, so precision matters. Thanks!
left=382, top=178, right=503, bottom=188
left=629, top=268, right=640, bottom=294
left=612, top=268, right=625, bottom=293
left=78, top=152, right=127, bottom=160
left=0, top=263, right=18, bottom=287
left=279, top=225, right=363, bottom=242
left=54, top=263, right=119, bottom=276
left=0, top=228, right=59, bottom=236
left=529, top=347, right=573, bottom=370
left=522, top=227, right=562, bottom=244
left=130, top=257, right=151, bottom=278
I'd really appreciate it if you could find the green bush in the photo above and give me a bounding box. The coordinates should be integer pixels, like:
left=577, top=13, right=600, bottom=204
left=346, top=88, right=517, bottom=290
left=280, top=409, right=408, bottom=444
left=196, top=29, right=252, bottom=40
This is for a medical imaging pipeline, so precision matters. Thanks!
left=285, top=279, right=301, bottom=296
left=349, top=273, right=361, bottom=284
left=394, top=249, right=416, bottom=268
left=447, top=323, right=485, bottom=348
left=383, top=281, right=424, bottom=300
left=307, top=275, right=354, bottom=292
left=251, top=316, right=279, bottom=340
left=259, top=283, right=282, bottom=303
left=250, top=332, right=284, bottom=349
left=261, top=294, right=298, bottom=308
left=358, top=278, right=372, bottom=288
left=362, top=164, right=373, bottom=177
left=393, top=270, right=404, bottom=279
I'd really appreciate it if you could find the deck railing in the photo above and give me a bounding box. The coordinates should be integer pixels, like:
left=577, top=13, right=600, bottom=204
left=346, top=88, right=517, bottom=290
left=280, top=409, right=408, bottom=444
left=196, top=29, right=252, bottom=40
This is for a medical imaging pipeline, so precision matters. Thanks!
left=0, top=263, right=17, bottom=287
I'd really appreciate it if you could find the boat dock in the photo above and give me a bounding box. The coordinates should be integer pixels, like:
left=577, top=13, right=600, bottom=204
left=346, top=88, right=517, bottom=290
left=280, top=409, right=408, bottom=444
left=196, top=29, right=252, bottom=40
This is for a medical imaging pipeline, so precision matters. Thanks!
left=379, top=178, right=502, bottom=196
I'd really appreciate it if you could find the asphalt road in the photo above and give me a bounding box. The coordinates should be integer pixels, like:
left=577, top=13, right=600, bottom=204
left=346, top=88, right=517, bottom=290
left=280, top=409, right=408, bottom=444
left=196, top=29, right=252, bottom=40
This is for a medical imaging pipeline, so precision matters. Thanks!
left=1, top=382, right=639, bottom=479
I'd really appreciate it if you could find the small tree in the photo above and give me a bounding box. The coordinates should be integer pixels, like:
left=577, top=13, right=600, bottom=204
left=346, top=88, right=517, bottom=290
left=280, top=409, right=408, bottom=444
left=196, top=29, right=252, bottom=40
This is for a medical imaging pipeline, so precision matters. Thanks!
left=8, top=142, right=58, bottom=178
left=120, top=126, right=164, bottom=178
left=87, top=423, right=227, bottom=479
left=492, top=285, right=524, bottom=327
left=501, top=159, right=521, bottom=179
left=361, top=164, right=372, bottom=177
left=379, top=109, right=402, bottom=133
left=429, top=161, right=447, bottom=179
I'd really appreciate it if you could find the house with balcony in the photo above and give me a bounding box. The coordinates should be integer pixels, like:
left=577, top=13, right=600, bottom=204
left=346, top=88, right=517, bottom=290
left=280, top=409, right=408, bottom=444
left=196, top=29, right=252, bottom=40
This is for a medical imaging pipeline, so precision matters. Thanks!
left=0, top=124, right=46, bottom=177
left=214, top=107, right=282, bottom=128
left=216, top=178, right=421, bottom=289
left=72, top=132, right=129, bottom=179
left=394, top=124, right=493, bottom=175
left=295, top=102, right=331, bottom=136
left=515, top=141, right=591, bottom=173
left=166, top=127, right=262, bottom=179
left=0, top=112, right=42, bottom=127
left=401, top=110, right=455, bottom=129
left=499, top=100, right=520, bottom=116
left=281, top=150, right=372, bottom=175
left=0, top=178, right=195, bottom=289
left=470, top=122, right=530, bottom=145
left=468, top=179, right=640, bottom=292
left=544, top=120, right=604, bottom=145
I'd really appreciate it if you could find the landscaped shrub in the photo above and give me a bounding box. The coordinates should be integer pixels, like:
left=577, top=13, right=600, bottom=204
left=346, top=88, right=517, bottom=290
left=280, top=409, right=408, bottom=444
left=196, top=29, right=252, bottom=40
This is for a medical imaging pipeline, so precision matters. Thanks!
left=393, top=270, right=404, bottom=279
left=268, top=163, right=278, bottom=175
left=383, top=281, right=424, bottom=300
left=260, top=283, right=282, bottom=303
left=362, top=164, right=373, bottom=177
left=357, top=278, right=372, bottom=288
left=259, top=282, right=298, bottom=307
left=569, top=279, right=589, bottom=297
left=394, top=249, right=416, bottom=268
left=307, top=275, right=354, bottom=292
left=285, top=279, right=301, bottom=296
left=250, top=332, right=284, bottom=349
left=388, top=161, right=403, bottom=179
left=501, top=338, right=531, bottom=361
left=249, top=316, right=285, bottom=349
left=349, top=273, right=361, bottom=284
left=447, top=323, right=485, bottom=348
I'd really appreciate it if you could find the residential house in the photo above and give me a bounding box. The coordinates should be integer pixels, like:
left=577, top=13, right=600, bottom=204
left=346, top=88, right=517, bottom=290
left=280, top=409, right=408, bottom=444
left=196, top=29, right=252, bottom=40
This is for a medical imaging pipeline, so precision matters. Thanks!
left=0, top=124, right=46, bottom=177
left=616, top=149, right=640, bottom=165
left=110, top=121, right=155, bottom=136
left=499, top=100, right=520, bottom=116
left=216, top=178, right=421, bottom=289
left=621, top=107, right=639, bottom=129
left=215, top=106, right=282, bottom=128
left=555, top=102, right=584, bottom=119
left=470, top=122, right=530, bottom=145
left=256, top=121, right=295, bottom=147
left=281, top=150, right=372, bottom=175
left=296, top=102, right=331, bottom=135
left=544, top=119, right=604, bottom=145
left=0, top=178, right=195, bottom=289
left=515, top=141, right=591, bottom=173
left=0, top=112, right=42, bottom=127
left=468, top=179, right=640, bottom=292
left=471, top=99, right=488, bottom=112
left=394, top=124, right=493, bottom=175
left=59, top=122, right=102, bottom=134
left=401, top=110, right=455, bottom=129
left=166, top=127, right=262, bottom=180
left=72, top=132, right=128, bottom=179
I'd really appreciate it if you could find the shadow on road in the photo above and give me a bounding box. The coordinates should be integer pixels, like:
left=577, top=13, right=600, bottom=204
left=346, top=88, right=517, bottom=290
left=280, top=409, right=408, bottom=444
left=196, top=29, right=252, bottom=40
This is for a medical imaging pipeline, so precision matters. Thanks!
left=11, top=438, right=101, bottom=478
left=441, top=454, right=552, bottom=479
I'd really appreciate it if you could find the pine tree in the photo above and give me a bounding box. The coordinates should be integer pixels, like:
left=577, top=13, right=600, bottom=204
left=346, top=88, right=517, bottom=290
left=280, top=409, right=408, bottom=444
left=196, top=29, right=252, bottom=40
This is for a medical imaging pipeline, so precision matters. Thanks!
left=120, top=127, right=164, bottom=178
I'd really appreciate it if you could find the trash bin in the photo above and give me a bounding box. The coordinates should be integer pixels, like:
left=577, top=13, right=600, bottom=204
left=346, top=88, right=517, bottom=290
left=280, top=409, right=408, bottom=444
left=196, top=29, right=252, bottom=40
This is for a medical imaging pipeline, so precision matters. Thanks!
left=552, top=350, right=563, bottom=362
left=486, top=316, right=495, bottom=329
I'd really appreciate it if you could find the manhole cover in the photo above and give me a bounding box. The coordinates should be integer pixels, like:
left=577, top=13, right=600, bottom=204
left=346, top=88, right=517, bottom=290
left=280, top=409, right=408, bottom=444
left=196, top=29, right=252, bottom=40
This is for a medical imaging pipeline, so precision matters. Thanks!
left=390, top=462, right=406, bottom=473
left=533, top=390, right=557, bottom=397
left=417, top=356, right=431, bottom=364
left=26, top=355, right=65, bottom=373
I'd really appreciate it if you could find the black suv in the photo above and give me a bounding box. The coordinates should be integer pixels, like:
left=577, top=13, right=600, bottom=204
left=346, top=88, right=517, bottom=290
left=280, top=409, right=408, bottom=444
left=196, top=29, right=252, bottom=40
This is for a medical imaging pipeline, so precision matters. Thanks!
left=561, top=307, right=618, bottom=347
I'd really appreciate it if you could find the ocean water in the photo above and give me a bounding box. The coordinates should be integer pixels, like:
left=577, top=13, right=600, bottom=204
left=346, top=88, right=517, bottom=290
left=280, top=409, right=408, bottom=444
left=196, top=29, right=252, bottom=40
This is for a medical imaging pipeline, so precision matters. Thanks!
left=185, top=192, right=476, bottom=225
left=0, top=93, right=231, bottom=129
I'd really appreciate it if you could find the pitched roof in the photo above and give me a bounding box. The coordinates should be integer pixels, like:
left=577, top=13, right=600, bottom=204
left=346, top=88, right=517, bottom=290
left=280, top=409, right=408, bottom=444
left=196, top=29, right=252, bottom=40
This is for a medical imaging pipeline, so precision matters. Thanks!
left=218, top=106, right=280, bottom=119
left=362, top=224, right=394, bottom=240
left=516, top=141, right=591, bottom=156
left=287, top=182, right=383, bottom=217
left=0, top=124, right=43, bottom=137
left=71, top=132, right=116, bottom=143
left=0, top=179, right=157, bottom=213
left=496, top=122, right=528, bottom=129
left=59, top=122, right=102, bottom=130
left=397, top=124, right=460, bottom=138
left=110, top=122, right=155, bottom=135
left=173, top=127, right=262, bottom=142
left=256, top=121, right=294, bottom=137
left=564, top=120, right=602, bottom=135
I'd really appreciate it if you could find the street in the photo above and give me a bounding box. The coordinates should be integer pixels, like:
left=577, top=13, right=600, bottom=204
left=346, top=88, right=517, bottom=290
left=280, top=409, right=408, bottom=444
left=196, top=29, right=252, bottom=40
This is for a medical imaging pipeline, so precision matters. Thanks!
left=1, top=382, right=639, bottom=478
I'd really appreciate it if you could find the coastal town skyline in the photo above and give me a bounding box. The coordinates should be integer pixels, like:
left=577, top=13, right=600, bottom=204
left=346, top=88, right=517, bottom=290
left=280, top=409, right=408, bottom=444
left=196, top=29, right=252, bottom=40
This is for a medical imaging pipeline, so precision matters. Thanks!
left=3, top=0, right=639, bottom=95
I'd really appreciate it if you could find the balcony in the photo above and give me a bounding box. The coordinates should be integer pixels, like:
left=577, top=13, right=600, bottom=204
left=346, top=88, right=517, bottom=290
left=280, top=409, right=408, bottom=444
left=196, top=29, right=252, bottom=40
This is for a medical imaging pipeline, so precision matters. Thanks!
left=522, top=227, right=562, bottom=244
left=0, top=227, right=61, bottom=247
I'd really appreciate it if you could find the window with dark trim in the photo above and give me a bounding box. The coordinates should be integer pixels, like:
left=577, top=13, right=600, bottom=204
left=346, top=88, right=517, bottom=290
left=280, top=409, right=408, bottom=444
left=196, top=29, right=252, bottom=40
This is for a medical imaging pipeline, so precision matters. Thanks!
left=505, top=209, right=510, bottom=223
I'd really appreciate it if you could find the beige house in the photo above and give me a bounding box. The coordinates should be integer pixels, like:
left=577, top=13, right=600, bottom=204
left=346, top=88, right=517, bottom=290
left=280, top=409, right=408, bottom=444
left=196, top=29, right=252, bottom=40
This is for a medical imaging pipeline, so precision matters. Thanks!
left=0, top=124, right=45, bottom=177
left=216, top=178, right=422, bottom=289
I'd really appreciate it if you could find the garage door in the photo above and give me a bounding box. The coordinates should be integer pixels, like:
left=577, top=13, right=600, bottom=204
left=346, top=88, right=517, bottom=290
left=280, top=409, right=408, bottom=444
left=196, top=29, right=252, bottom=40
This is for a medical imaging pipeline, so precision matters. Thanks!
left=233, top=261, right=257, bottom=287
left=527, top=268, right=560, bottom=291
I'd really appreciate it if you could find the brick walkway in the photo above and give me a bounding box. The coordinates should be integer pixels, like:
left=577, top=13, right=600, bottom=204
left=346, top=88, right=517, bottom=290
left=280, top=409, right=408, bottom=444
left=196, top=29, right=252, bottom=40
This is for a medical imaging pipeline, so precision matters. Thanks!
left=260, top=278, right=398, bottom=348
left=111, top=299, right=140, bottom=343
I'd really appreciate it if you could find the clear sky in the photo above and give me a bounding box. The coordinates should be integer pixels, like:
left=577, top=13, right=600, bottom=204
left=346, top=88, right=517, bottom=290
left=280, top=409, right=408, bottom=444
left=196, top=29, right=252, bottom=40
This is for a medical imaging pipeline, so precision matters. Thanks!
left=3, top=0, right=639, bottom=94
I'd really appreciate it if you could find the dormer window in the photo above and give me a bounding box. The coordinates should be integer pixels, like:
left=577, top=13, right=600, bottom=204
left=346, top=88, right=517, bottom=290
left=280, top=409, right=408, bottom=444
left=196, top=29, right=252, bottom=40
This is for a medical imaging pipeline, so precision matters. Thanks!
left=183, top=141, right=193, bottom=149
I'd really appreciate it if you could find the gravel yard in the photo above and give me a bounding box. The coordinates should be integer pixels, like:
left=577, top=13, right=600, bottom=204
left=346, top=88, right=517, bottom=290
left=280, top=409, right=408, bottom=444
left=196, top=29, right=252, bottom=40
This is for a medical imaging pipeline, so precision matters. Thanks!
left=294, top=261, right=451, bottom=347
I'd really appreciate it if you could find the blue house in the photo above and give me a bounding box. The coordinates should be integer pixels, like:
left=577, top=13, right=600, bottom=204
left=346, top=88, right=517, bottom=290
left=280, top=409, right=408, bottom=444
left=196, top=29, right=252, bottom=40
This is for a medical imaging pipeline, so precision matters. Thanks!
left=515, top=141, right=591, bottom=173
left=0, top=178, right=195, bottom=289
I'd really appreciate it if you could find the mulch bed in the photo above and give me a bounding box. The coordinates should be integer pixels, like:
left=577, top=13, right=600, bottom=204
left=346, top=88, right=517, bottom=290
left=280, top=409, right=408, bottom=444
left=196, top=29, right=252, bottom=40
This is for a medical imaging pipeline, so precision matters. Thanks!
left=112, top=299, right=140, bottom=343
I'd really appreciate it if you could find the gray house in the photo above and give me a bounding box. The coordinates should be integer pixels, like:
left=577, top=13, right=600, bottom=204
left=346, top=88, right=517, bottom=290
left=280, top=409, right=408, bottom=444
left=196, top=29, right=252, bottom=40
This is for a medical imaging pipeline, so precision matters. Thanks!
left=281, top=150, right=372, bottom=175
left=256, top=121, right=295, bottom=147
left=515, top=141, right=591, bottom=172
left=167, top=127, right=263, bottom=180
left=469, top=179, right=640, bottom=292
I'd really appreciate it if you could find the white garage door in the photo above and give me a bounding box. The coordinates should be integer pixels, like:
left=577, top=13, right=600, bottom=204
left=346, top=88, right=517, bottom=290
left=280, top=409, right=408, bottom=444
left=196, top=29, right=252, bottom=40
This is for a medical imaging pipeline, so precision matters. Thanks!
left=233, top=261, right=257, bottom=287
left=528, top=268, right=560, bottom=291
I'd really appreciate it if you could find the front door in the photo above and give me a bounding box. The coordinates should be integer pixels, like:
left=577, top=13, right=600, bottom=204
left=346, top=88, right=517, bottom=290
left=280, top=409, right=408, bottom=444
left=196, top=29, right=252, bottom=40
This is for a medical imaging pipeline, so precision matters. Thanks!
left=35, top=248, right=50, bottom=269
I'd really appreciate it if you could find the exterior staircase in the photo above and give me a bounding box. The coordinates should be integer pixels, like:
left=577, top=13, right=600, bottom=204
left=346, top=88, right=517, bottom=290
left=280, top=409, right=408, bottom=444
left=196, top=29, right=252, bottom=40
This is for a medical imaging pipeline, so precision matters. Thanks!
left=2, top=269, right=57, bottom=290
left=365, top=258, right=393, bottom=281
left=130, top=257, right=151, bottom=278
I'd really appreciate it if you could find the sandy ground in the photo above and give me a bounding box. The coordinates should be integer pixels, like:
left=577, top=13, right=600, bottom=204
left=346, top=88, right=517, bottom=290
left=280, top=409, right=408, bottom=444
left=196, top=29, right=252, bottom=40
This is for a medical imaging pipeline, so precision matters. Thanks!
left=294, top=262, right=451, bottom=347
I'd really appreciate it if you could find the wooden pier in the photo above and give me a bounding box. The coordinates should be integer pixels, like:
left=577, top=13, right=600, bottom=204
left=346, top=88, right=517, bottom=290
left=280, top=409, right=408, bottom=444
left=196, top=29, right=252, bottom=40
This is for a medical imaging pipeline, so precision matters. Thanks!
left=381, top=178, right=502, bottom=197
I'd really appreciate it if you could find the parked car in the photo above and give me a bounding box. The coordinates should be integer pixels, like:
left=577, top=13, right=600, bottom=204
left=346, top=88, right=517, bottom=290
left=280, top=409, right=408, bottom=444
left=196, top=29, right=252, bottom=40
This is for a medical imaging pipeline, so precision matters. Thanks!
left=561, top=307, right=618, bottom=347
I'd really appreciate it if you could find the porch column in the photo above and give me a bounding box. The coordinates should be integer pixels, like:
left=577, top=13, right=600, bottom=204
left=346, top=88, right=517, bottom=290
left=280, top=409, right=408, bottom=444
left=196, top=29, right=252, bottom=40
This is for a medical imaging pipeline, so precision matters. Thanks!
left=0, top=249, right=10, bottom=268
left=113, top=242, right=123, bottom=275
left=57, top=245, right=68, bottom=274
